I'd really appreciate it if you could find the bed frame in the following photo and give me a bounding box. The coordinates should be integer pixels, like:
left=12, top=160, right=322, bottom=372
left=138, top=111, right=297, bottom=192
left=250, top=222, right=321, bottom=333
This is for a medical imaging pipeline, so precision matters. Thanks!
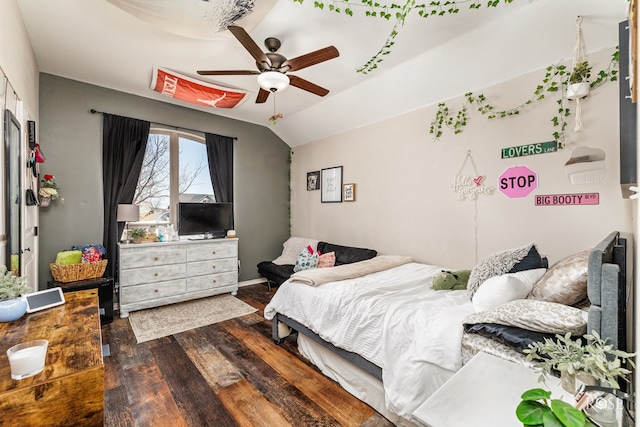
left=272, top=231, right=631, bottom=383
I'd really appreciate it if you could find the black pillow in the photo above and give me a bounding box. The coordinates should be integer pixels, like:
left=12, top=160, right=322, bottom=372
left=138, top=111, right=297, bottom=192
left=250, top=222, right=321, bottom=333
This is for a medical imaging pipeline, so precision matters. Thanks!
left=509, top=245, right=546, bottom=273
left=464, top=322, right=556, bottom=352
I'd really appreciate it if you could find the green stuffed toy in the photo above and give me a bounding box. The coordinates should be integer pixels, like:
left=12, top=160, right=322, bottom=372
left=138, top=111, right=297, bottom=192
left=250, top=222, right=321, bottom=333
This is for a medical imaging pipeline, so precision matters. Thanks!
left=432, top=269, right=471, bottom=291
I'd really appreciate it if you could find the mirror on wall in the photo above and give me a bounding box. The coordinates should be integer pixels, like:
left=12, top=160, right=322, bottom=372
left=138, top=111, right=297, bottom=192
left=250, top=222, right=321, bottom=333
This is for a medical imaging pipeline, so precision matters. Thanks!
left=4, top=109, right=21, bottom=276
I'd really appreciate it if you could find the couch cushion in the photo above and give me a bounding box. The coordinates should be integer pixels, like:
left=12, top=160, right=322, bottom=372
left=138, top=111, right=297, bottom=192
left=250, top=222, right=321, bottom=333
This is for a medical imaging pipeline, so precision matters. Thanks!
left=317, top=242, right=377, bottom=266
left=257, top=261, right=295, bottom=285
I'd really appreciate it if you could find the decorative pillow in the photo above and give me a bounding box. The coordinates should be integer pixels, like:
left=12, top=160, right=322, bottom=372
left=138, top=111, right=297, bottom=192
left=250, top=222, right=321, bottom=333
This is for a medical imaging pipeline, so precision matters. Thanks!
left=293, top=246, right=319, bottom=272
left=463, top=323, right=557, bottom=353
left=467, top=243, right=544, bottom=298
left=273, top=237, right=319, bottom=265
left=317, top=251, right=336, bottom=268
left=463, top=299, right=588, bottom=335
left=528, top=249, right=590, bottom=306
left=472, top=268, right=546, bottom=312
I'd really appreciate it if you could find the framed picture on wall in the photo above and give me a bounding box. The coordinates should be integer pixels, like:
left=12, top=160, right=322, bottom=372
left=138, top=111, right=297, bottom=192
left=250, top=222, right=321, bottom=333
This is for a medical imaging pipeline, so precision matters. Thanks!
left=321, top=166, right=343, bottom=203
left=307, top=171, right=320, bottom=191
left=343, top=183, right=356, bottom=202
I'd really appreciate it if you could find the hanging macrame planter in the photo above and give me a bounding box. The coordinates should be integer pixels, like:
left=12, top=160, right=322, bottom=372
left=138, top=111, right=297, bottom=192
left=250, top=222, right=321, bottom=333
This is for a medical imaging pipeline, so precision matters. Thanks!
left=567, top=16, right=590, bottom=132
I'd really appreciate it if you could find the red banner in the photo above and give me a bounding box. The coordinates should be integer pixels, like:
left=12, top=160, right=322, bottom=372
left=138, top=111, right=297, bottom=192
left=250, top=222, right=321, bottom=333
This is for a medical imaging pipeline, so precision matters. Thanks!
left=150, top=66, right=247, bottom=109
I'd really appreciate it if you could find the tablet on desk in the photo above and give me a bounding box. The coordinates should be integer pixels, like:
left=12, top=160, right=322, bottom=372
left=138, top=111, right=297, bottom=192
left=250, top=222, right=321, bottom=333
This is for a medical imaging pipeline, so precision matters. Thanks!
left=24, top=287, right=65, bottom=313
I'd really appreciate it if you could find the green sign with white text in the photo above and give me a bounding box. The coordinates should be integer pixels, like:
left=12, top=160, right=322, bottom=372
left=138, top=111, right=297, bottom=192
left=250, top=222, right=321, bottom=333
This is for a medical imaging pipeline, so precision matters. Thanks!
left=501, top=141, right=558, bottom=159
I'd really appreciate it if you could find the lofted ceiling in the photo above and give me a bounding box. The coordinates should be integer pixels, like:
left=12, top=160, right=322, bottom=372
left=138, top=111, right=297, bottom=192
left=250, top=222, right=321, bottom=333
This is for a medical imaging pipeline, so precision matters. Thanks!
left=16, top=0, right=628, bottom=147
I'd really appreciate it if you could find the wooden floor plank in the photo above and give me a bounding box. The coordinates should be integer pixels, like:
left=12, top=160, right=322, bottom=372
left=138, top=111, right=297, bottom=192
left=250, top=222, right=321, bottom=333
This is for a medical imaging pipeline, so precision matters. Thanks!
left=216, top=379, right=293, bottom=427
left=148, top=335, right=239, bottom=426
left=201, top=322, right=342, bottom=426
left=122, top=361, right=189, bottom=427
left=222, top=318, right=378, bottom=427
left=173, top=328, right=244, bottom=390
left=103, top=384, right=133, bottom=427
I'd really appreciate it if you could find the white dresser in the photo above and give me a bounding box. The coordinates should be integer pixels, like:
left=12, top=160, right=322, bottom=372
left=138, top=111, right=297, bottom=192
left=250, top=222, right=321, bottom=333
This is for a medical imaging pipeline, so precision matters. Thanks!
left=118, top=238, right=238, bottom=318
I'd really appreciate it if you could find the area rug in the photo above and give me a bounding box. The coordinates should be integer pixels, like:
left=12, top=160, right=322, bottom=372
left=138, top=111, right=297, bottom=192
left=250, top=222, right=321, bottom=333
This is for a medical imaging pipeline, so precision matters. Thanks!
left=128, top=294, right=257, bottom=343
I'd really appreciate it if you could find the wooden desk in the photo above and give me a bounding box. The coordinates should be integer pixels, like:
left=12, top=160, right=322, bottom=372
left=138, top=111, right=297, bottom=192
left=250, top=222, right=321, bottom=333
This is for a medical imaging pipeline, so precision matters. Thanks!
left=0, top=289, right=104, bottom=426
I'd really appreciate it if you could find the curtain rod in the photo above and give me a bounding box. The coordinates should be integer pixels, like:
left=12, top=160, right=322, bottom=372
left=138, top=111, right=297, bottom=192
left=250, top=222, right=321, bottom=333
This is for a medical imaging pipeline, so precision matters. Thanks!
left=89, top=108, right=237, bottom=140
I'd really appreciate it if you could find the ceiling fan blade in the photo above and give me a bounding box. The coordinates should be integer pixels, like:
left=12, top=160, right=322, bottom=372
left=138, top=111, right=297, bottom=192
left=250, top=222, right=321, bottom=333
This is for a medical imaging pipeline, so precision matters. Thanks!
left=197, top=70, right=260, bottom=76
left=227, top=25, right=270, bottom=68
left=256, top=88, right=270, bottom=103
left=288, top=75, right=329, bottom=97
left=281, top=46, right=339, bottom=72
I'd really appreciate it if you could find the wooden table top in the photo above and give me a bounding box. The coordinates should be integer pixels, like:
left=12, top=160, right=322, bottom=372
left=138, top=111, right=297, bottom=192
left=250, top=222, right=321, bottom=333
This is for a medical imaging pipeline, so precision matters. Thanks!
left=0, top=289, right=103, bottom=393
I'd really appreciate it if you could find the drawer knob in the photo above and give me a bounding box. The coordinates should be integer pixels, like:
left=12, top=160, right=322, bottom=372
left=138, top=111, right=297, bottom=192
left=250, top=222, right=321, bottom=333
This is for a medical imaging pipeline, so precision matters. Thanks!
left=154, top=289, right=158, bottom=293
left=212, top=265, right=216, bottom=269
left=213, top=279, right=217, bottom=284
left=212, top=251, right=216, bottom=255
left=154, top=256, right=159, bottom=261
left=154, top=273, right=158, bottom=277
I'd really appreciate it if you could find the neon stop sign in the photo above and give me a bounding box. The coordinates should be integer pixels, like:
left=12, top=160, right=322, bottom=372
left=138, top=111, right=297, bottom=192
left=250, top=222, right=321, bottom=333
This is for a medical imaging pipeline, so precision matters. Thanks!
left=498, top=165, right=538, bottom=198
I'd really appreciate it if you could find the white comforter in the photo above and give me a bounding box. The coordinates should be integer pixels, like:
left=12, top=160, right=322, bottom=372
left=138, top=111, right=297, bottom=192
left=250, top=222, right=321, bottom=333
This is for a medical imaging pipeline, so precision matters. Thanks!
left=263, top=262, right=474, bottom=420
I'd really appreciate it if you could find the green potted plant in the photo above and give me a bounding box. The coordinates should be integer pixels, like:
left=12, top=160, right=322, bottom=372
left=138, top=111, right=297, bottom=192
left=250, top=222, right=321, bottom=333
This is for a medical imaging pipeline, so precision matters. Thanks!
left=0, top=265, right=31, bottom=322
left=524, top=332, right=634, bottom=392
left=516, top=388, right=595, bottom=427
left=129, top=228, right=147, bottom=244
left=567, top=61, right=592, bottom=100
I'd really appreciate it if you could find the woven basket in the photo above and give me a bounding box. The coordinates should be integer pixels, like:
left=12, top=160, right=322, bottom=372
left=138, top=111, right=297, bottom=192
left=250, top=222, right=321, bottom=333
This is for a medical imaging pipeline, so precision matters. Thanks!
left=49, top=260, right=108, bottom=283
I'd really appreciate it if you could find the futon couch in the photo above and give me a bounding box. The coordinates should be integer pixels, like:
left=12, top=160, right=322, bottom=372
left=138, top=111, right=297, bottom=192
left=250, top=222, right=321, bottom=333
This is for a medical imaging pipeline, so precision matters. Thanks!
left=257, top=238, right=377, bottom=290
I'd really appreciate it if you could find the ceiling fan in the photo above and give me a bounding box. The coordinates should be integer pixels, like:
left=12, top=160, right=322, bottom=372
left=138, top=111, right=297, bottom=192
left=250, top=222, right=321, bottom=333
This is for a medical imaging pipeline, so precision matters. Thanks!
left=197, top=25, right=339, bottom=104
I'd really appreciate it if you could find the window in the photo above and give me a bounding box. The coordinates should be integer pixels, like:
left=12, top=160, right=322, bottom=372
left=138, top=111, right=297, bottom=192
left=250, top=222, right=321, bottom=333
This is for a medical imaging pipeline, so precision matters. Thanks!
left=133, top=129, right=214, bottom=226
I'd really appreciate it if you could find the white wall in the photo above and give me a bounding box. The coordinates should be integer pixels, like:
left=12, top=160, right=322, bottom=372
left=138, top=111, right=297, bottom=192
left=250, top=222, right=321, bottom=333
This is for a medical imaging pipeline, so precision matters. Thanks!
left=291, top=48, right=633, bottom=269
left=0, top=0, right=40, bottom=288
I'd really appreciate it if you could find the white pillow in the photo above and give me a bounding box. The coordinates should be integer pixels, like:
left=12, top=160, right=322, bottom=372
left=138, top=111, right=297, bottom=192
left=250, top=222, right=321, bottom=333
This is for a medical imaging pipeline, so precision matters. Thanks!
left=272, top=237, right=319, bottom=265
left=472, top=268, right=546, bottom=313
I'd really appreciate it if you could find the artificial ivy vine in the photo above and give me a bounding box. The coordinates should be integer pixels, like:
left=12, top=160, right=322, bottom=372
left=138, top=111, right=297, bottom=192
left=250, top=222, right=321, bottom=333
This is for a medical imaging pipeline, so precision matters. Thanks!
left=292, top=0, right=516, bottom=74
left=429, top=48, right=619, bottom=145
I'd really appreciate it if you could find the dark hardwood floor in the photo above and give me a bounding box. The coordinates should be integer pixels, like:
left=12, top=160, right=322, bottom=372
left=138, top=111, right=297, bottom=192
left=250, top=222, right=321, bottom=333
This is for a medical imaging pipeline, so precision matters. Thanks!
left=103, top=284, right=394, bottom=427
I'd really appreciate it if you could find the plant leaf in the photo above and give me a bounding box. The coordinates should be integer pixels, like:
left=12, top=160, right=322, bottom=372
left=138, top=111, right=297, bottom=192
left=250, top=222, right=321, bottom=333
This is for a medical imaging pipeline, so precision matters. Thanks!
left=516, top=401, right=550, bottom=424
left=550, top=399, right=586, bottom=427
left=542, top=410, right=567, bottom=427
left=521, top=388, right=552, bottom=401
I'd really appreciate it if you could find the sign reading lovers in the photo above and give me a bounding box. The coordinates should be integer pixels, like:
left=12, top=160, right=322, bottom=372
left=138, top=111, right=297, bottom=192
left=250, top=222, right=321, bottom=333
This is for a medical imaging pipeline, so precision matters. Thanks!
left=498, top=165, right=538, bottom=198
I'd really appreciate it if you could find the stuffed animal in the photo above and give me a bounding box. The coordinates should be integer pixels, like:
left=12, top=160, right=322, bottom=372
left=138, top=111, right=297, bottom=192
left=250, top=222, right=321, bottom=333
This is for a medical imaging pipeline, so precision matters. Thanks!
left=432, top=269, right=471, bottom=291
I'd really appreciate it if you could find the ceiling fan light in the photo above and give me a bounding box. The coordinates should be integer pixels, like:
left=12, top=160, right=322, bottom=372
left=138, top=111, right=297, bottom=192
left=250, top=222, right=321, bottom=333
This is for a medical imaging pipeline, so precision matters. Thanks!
left=257, top=71, right=289, bottom=92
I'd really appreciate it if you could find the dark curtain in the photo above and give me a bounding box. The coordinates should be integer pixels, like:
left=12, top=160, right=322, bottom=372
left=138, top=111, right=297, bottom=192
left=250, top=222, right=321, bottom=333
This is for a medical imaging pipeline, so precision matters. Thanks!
left=102, top=113, right=150, bottom=281
left=205, top=133, right=234, bottom=203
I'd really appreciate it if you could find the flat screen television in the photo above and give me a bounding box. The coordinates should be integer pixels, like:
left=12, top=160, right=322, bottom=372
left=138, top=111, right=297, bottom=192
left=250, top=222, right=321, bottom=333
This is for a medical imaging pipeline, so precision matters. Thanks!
left=177, top=202, right=234, bottom=239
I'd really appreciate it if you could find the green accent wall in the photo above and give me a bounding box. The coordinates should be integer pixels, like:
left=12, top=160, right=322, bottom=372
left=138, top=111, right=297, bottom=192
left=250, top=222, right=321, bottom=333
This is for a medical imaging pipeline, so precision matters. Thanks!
left=38, top=73, right=290, bottom=288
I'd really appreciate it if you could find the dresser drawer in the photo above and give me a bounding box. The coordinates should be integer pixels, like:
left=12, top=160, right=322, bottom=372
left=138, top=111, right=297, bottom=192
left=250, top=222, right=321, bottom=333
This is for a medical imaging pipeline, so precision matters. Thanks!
left=120, top=279, right=187, bottom=304
left=120, top=247, right=185, bottom=269
left=120, top=263, right=186, bottom=287
left=187, top=241, right=237, bottom=262
left=187, top=258, right=237, bottom=277
left=187, top=271, right=238, bottom=292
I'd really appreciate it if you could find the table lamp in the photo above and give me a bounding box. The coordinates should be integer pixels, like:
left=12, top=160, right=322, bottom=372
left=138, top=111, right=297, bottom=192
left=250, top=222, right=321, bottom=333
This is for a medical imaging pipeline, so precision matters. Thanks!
left=117, top=204, right=140, bottom=243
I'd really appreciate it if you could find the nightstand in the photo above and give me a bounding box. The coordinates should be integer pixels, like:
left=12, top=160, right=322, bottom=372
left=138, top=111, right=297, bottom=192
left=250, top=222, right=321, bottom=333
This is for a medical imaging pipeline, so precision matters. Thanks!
left=47, top=277, right=114, bottom=324
left=412, top=351, right=571, bottom=427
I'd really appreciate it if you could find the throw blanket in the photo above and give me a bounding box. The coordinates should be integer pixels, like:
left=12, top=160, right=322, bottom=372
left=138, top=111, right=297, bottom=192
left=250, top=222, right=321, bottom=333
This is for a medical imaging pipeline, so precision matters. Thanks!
left=290, top=255, right=414, bottom=286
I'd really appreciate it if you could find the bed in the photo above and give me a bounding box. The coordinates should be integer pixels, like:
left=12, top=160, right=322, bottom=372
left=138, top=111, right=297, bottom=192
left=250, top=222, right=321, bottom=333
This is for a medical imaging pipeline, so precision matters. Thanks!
left=263, top=231, right=631, bottom=425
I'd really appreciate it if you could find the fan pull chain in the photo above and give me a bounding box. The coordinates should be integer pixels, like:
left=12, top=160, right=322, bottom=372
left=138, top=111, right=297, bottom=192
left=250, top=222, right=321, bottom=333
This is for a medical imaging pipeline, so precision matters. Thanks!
left=268, top=93, right=283, bottom=125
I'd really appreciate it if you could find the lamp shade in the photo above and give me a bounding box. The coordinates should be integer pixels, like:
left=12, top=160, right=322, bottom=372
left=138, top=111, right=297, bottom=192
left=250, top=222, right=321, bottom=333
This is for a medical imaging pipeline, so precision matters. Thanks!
left=117, top=204, right=140, bottom=222
left=257, top=71, right=290, bottom=92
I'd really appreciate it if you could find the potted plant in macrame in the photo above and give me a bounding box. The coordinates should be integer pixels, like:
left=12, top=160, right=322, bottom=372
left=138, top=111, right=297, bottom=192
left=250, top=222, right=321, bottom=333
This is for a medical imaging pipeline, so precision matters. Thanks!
left=566, top=61, right=591, bottom=100
left=0, top=265, right=31, bottom=322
